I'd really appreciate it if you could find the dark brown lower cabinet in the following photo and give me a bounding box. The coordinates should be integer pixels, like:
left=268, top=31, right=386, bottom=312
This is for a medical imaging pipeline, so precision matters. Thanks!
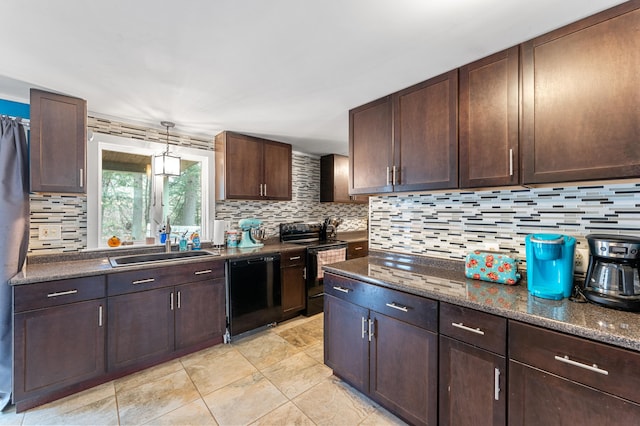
left=324, top=273, right=438, bottom=426
left=439, top=336, right=506, bottom=426
left=108, top=287, right=175, bottom=371
left=175, top=279, right=225, bottom=350
left=280, top=249, right=307, bottom=318
left=509, top=361, right=640, bottom=425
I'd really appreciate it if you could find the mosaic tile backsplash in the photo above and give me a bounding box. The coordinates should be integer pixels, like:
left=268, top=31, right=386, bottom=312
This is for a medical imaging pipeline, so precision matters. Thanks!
left=369, top=182, right=640, bottom=270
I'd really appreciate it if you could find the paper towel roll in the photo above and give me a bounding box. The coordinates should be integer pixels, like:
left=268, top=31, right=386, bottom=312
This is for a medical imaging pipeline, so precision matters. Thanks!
left=212, top=220, right=228, bottom=246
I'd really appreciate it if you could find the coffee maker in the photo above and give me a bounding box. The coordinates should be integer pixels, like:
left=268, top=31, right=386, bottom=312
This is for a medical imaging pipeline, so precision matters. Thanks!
left=525, top=234, right=576, bottom=300
left=582, top=234, right=640, bottom=311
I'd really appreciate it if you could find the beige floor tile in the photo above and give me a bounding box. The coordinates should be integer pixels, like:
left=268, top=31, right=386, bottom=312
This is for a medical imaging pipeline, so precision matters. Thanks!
left=271, top=315, right=315, bottom=333
left=23, top=395, right=118, bottom=426
left=115, top=359, right=184, bottom=393
left=304, top=341, right=324, bottom=364
left=184, top=348, right=258, bottom=396
left=360, top=406, right=409, bottom=426
left=277, top=323, right=322, bottom=349
left=144, top=399, right=217, bottom=426
left=234, top=331, right=301, bottom=370
left=0, top=405, right=25, bottom=426
left=262, top=352, right=332, bottom=399
left=22, top=381, right=115, bottom=424
left=250, top=401, right=314, bottom=426
left=117, top=369, right=200, bottom=426
left=293, top=377, right=376, bottom=426
left=180, top=342, right=235, bottom=367
left=203, top=372, right=288, bottom=426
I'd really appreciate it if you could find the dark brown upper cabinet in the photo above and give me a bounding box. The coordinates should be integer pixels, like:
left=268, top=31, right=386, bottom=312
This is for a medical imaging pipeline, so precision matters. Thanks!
left=521, top=1, right=640, bottom=184
left=321, top=154, right=368, bottom=203
left=349, top=70, right=458, bottom=195
left=215, top=131, right=292, bottom=201
left=459, top=47, right=519, bottom=188
left=30, top=89, right=87, bottom=193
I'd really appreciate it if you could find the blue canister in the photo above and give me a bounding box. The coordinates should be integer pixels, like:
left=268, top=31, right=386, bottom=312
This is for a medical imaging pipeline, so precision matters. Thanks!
left=226, top=230, right=238, bottom=248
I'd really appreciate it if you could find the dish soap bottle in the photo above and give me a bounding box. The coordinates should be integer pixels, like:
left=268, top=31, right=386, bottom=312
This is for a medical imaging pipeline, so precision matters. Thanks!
left=191, top=231, right=201, bottom=250
left=179, top=233, right=188, bottom=252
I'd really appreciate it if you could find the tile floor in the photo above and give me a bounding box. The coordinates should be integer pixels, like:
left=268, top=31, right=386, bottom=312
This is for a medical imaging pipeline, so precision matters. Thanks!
left=0, top=314, right=407, bottom=425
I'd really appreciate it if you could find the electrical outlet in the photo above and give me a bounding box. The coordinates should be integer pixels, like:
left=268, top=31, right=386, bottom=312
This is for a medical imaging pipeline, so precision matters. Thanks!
left=574, top=248, right=589, bottom=273
left=39, top=224, right=62, bottom=241
left=484, top=242, right=500, bottom=251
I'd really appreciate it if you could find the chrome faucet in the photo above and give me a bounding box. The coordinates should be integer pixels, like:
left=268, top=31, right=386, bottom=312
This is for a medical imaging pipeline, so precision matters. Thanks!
left=165, top=216, right=172, bottom=253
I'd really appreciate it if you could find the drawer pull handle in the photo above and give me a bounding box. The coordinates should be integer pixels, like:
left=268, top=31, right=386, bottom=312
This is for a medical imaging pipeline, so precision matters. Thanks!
left=47, top=289, right=78, bottom=298
left=554, top=355, right=609, bottom=375
left=354, top=247, right=363, bottom=251
left=177, top=291, right=181, bottom=309
left=451, top=322, right=485, bottom=335
left=494, top=368, right=500, bottom=400
left=368, top=318, right=374, bottom=341
left=333, top=286, right=350, bottom=294
left=194, top=269, right=212, bottom=275
left=170, top=292, right=174, bottom=311
left=98, top=305, right=103, bottom=327
left=132, top=278, right=155, bottom=285
left=289, top=256, right=301, bottom=260
left=385, top=302, right=409, bottom=312
left=361, top=317, right=366, bottom=339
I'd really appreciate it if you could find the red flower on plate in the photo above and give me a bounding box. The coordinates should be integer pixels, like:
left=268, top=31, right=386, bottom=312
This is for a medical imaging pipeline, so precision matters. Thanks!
left=506, top=278, right=516, bottom=285
left=486, top=262, right=493, bottom=268
left=503, top=263, right=512, bottom=271
left=487, top=272, right=499, bottom=281
left=473, top=273, right=480, bottom=280
left=467, top=259, right=478, bottom=268
left=486, top=255, right=495, bottom=262
left=498, top=266, right=504, bottom=272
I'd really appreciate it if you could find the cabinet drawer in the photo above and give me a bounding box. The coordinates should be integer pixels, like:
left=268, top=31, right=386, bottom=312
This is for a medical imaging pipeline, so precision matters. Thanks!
left=281, top=250, right=306, bottom=267
left=172, top=259, right=225, bottom=281
left=510, top=321, right=640, bottom=404
left=14, top=276, right=106, bottom=312
left=347, top=241, right=368, bottom=259
left=369, top=285, right=437, bottom=332
left=440, top=302, right=506, bottom=355
left=324, top=273, right=369, bottom=307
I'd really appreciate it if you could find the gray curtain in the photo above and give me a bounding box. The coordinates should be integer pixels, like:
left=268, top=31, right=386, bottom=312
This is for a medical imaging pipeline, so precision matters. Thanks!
left=0, top=117, right=29, bottom=410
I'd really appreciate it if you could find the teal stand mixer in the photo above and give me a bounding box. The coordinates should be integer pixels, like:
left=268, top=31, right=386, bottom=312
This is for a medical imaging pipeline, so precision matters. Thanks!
left=237, top=218, right=265, bottom=248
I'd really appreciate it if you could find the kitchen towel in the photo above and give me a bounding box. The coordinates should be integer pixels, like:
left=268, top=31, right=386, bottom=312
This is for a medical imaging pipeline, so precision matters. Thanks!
left=316, top=248, right=347, bottom=279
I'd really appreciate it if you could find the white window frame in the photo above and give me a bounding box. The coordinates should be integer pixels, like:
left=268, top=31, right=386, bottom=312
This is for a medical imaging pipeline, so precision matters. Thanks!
left=87, top=132, right=214, bottom=249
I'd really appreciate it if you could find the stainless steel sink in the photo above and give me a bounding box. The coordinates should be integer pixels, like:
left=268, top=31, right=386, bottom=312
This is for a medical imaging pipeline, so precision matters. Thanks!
left=109, top=250, right=219, bottom=267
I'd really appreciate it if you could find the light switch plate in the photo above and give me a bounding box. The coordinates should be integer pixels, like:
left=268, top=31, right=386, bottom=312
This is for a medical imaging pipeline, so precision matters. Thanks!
left=39, top=224, right=62, bottom=241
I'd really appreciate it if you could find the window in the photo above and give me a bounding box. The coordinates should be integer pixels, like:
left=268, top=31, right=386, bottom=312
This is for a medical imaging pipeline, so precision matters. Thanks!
left=87, top=133, right=213, bottom=249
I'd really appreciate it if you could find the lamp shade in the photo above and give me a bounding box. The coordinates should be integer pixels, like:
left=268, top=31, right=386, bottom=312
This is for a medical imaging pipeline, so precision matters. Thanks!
left=154, top=153, right=181, bottom=176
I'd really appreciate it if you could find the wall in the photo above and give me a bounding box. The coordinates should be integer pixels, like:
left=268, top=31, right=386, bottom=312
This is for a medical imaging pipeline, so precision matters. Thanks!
left=214, top=152, right=368, bottom=236
left=28, top=117, right=368, bottom=254
left=369, top=182, right=640, bottom=268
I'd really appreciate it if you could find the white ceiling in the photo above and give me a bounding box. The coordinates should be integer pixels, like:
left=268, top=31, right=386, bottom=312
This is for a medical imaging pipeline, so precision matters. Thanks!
left=0, top=0, right=627, bottom=155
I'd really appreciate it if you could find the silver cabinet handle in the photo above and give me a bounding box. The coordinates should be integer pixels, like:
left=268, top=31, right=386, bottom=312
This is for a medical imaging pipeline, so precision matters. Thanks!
left=361, top=317, right=366, bottom=339
left=386, top=166, right=391, bottom=185
left=554, top=355, right=609, bottom=375
left=264, top=184, right=267, bottom=196
left=177, top=291, right=181, bottom=309
left=386, top=302, right=409, bottom=312
left=259, top=184, right=263, bottom=196
left=289, top=256, right=301, bottom=260
left=303, top=267, right=306, bottom=280
left=80, top=168, right=84, bottom=188
left=368, top=318, right=374, bottom=342
left=392, top=165, right=398, bottom=185
left=194, top=269, right=212, bottom=275
left=98, top=305, right=103, bottom=327
left=354, top=246, right=363, bottom=251
left=170, top=292, right=174, bottom=311
left=494, top=368, right=500, bottom=400
left=332, top=286, right=350, bottom=293
left=132, top=278, right=155, bottom=285
left=509, top=148, right=513, bottom=176
left=47, top=289, right=78, bottom=298
left=451, top=322, right=485, bottom=335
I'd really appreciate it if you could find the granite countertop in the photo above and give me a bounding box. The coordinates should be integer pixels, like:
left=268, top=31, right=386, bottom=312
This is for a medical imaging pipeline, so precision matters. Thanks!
left=336, top=231, right=368, bottom=243
left=10, top=242, right=305, bottom=286
left=323, top=253, right=640, bottom=352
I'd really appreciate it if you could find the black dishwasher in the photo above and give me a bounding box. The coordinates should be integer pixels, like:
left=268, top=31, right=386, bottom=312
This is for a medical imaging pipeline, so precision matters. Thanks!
left=228, top=254, right=281, bottom=337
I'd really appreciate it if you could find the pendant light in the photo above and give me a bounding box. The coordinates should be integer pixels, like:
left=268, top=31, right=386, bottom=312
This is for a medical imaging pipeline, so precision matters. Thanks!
left=154, top=121, right=181, bottom=176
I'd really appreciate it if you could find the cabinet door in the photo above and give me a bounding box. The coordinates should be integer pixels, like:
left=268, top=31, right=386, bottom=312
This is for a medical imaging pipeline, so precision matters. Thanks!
left=30, top=89, right=87, bottom=193
left=459, top=47, right=519, bottom=188
left=108, top=287, right=175, bottom=371
left=263, top=140, right=292, bottom=200
left=369, top=311, right=437, bottom=426
left=347, top=241, right=368, bottom=259
left=281, top=265, right=306, bottom=314
left=224, top=133, right=263, bottom=199
left=320, top=154, right=351, bottom=203
left=324, top=294, right=369, bottom=393
left=349, top=96, right=393, bottom=194
left=175, top=279, right=225, bottom=350
left=521, top=3, right=640, bottom=184
left=509, top=360, right=640, bottom=425
left=14, top=299, right=105, bottom=401
left=439, top=336, right=506, bottom=426
left=393, top=70, right=458, bottom=192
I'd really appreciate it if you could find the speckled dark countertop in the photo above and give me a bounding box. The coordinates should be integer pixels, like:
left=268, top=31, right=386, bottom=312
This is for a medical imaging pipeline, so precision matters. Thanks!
left=323, top=252, right=640, bottom=352
left=10, top=230, right=369, bottom=286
